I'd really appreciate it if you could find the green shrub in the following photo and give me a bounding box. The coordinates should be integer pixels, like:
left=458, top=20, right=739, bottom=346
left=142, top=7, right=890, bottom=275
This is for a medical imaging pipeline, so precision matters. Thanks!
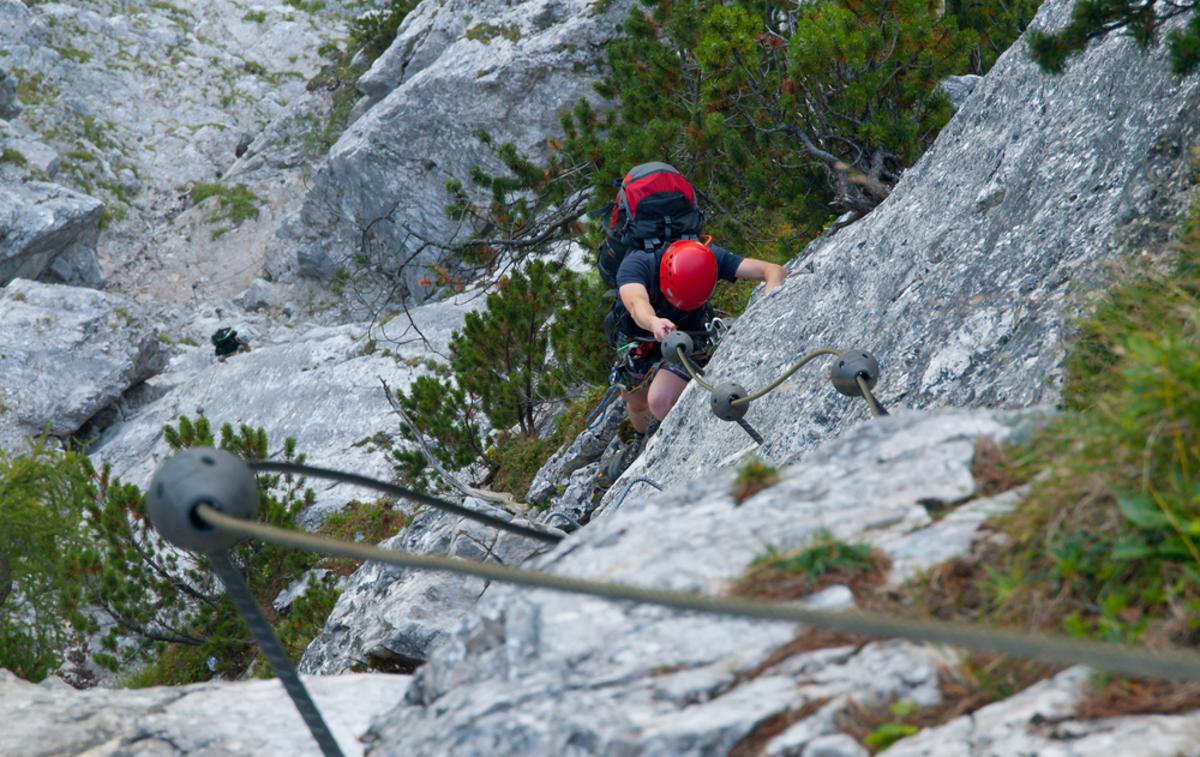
left=0, top=446, right=97, bottom=681
left=0, top=148, right=27, bottom=166
left=190, top=182, right=263, bottom=232
left=348, top=0, right=420, bottom=62
left=449, top=260, right=606, bottom=437
left=1029, top=0, right=1200, bottom=75
left=976, top=204, right=1200, bottom=644
left=93, top=419, right=329, bottom=684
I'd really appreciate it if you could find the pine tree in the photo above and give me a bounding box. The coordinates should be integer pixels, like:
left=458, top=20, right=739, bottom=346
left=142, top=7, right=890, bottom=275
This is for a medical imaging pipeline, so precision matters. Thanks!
left=1028, top=0, right=1200, bottom=75
left=0, top=445, right=95, bottom=681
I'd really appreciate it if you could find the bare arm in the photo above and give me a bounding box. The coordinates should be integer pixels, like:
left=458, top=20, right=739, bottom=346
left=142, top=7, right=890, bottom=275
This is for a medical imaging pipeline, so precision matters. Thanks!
left=734, top=258, right=788, bottom=294
left=619, top=283, right=676, bottom=342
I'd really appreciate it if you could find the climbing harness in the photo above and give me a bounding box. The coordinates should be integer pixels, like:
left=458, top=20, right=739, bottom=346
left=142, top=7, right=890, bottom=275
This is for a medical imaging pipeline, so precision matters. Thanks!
left=142, top=448, right=1200, bottom=755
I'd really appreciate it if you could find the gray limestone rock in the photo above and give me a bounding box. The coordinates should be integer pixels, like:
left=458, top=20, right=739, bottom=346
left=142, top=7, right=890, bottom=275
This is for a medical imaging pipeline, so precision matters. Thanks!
left=0, top=69, right=19, bottom=120
left=299, top=502, right=547, bottom=674
left=91, top=291, right=483, bottom=523
left=886, top=667, right=1200, bottom=756
left=612, top=0, right=1200, bottom=499
left=233, top=277, right=281, bottom=311
left=0, top=280, right=166, bottom=454
left=526, top=392, right=625, bottom=506
left=365, top=409, right=1023, bottom=753
left=0, top=182, right=104, bottom=287
left=279, top=0, right=634, bottom=296
left=938, top=74, right=982, bottom=111
left=0, top=668, right=409, bottom=757
left=0, top=0, right=361, bottom=305
left=0, top=120, right=60, bottom=179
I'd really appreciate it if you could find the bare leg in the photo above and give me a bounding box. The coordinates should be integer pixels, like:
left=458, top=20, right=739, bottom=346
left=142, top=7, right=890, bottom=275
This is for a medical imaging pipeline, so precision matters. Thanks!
left=623, top=385, right=651, bottom=434
left=647, top=369, right=689, bottom=422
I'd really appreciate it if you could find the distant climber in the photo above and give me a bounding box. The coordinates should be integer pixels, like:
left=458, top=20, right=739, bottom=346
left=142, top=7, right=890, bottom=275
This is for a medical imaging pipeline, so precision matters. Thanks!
left=596, top=163, right=787, bottom=483
left=211, top=327, right=251, bottom=361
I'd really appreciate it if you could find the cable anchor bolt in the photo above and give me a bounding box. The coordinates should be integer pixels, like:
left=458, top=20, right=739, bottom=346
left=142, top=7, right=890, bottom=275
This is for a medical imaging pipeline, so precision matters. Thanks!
left=830, top=350, right=881, bottom=397
left=662, top=331, right=694, bottom=363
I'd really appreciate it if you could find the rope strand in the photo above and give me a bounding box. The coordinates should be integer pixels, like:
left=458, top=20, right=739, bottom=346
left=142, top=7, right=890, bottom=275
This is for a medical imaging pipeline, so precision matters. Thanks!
left=196, top=504, right=1200, bottom=683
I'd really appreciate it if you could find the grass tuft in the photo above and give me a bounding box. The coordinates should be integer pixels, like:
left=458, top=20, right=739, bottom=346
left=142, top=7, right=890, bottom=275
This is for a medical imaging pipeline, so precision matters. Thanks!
left=731, top=457, right=779, bottom=504
left=732, top=532, right=890, bottom=601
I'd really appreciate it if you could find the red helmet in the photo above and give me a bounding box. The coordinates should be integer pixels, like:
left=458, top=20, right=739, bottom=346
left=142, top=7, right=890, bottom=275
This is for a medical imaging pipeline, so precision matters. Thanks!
left=659, top=240, right=717, bottom=311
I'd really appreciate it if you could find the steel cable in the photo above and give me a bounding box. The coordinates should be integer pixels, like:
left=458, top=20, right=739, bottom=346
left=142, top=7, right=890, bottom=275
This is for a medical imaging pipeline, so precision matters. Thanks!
left=676, top=347, right=718, bottom=393
left=611, top=477, right=664, bottom=513
left=247, top=461, right=561, bottom=545
left=857, top=375, right=890, bottom=418
left=733, top=348, right=843, bottom=405
left=196, top=504, right=1200, bottom=683
left=210, top=551, right=343, bottom=757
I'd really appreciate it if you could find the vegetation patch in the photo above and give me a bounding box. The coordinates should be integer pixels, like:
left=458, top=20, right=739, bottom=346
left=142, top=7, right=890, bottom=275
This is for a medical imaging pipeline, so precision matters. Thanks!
left=285, top=0, right=325, bottom=13
left=0, top=148, right=27, bottom=166
left=731, top=457, right=779, bottom=504
left=969, top=436, right=1026, bottom=498
left=190, top=182, right=264, bottom=237
left=242, top=10, right=267, bottom=23
left=54, top=46, right=92, bottom=64
left=1074, top=676, right=1200, bottom=719
left=0, top=418, right=338, bottom=686
left=465, top=22, right=522, bottom=45
left=963, top=204, right=1200, bottom=646
left=732, top=533, right=890, bottom=601
left=12, top=68, right=59, bottom=106
left=836, top=655, right=1054, bottom=753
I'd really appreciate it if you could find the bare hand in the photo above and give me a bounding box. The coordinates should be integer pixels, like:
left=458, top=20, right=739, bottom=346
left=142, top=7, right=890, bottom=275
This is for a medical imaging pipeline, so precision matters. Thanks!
left=763, top=264, right=789, bottom=295
left=651, top=317, right=677, bottom=342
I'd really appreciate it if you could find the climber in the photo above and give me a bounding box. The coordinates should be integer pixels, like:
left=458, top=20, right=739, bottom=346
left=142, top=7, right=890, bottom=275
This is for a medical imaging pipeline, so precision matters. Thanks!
left=613, top=239, right=787, bottom=440
left=588, top=163, right=787, bottom=503
left=211, top=326, right=251, bottom=362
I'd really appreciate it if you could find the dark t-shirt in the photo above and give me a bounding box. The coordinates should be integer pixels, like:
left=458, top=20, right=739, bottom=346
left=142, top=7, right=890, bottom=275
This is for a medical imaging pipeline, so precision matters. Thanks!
left=614, top=244, right=743, bottom=338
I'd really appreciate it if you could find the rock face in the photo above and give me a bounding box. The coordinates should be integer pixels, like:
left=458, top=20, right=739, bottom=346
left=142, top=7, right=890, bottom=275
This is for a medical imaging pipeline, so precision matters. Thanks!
left=300, top=502, right=548, bottom=675
left=275, top=0, right=633, bottom=296
left=0, top=669, right=409, bottom=757
left=0, top=181, right=104, bottom=287
left=366, top=409, right=1030, bottom=753
left=92, top=290, right=483, bottom=523
left=0, top=0, right=356, bottom=302
left=612, top=0, right=1200, bottom=497
left=0, top=280, right=166, bottom=454
left=888, top=667, right=1200, bottom=756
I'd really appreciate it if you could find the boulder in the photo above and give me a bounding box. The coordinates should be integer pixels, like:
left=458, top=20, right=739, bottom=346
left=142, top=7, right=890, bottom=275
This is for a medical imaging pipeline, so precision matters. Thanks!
left=0, top=280, right=166, bottom=454
left=0, top=182, right=104, bottom=287
left=0, top=669, right=409, bottom=757
left=300, top=501, right=548, bottom=674
left=276, top=0, right=634, bottom=295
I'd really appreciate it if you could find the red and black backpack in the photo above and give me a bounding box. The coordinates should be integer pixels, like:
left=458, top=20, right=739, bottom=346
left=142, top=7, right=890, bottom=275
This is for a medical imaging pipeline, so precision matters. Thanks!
left=596, top=162, right=704, bottom=291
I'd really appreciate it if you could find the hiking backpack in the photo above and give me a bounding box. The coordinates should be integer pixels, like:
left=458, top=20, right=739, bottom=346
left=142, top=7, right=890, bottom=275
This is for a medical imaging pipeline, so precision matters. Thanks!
left=211, top=327, right=237, bottom=348
left=596, top=162, right=704, bottom=290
